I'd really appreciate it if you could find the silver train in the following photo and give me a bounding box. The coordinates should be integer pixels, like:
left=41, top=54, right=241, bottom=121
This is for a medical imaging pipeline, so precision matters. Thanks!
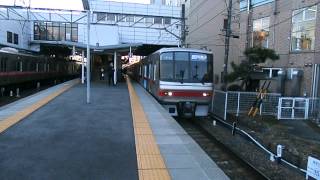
left=128, top=48, right=214, bottom=117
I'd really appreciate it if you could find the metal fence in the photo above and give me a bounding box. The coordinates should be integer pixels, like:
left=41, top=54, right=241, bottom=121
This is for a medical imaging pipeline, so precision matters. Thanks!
left=212, top=90, right=320, bottom=123
left=309, top=98, right=320, bottom=123
left=277, top=98, right=310, bottom=120
left=212, top=90, right=281, bottom=120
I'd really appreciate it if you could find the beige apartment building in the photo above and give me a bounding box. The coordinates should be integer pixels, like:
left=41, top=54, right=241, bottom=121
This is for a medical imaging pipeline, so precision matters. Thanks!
left=185, top=0, right=320, bottom=97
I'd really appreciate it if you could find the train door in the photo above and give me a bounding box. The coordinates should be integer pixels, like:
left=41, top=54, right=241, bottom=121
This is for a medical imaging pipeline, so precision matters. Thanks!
left=148, top=63, right=152, bottom=92
left=0, top=57, right=7, bottom=72
left=143, top=65, right=147, bottom=89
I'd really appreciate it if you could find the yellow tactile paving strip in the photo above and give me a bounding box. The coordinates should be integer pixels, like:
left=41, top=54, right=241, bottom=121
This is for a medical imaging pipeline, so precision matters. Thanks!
left=127, top=78, right=171, bottom=180
left=0, top=79, right=79, bottom=134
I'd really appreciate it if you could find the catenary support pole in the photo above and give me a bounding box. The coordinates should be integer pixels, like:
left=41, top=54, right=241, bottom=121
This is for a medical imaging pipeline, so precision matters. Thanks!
left=114, top=51, right=117, bottom=85
left=81, top=50, right=85, bottom=84
left=86, top=10, right=91, bottom=103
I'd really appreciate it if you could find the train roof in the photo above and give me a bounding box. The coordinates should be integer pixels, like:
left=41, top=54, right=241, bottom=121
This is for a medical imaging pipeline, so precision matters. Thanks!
left=0, top=49, right=37, bottom=57
left=155, top=48, right=213, bottom=55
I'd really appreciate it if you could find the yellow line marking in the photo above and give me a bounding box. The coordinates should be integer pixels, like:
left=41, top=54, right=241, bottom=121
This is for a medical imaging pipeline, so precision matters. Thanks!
left=139, top=169, right=171, bottom=180
left=127, top=77, right=171, bottom=180
left=0, top=79, right=80, bottom=134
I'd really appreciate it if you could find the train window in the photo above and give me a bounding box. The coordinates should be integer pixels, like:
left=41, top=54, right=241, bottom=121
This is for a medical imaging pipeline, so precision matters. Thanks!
left=16, top=61, right=22, bottom=72
left=144, top=65, right=147, bottom=78
left=191, top=53, right=210, bottom=82
left=139, top=65, right=142, bottom=76
left=149, top=64, right=152, bottom=79
left=36, top=63, right=39, bottom=72
left=0, top=58, right=7, bottom=72
left=174, top=52, right=189, bottom=80
left=160, top=52, right=173, bottom=80
left=153, top=64, right=157, bottom=81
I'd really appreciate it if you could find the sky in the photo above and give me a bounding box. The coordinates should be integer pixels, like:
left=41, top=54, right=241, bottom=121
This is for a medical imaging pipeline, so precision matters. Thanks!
left=0, top=0, right=151, bottom=10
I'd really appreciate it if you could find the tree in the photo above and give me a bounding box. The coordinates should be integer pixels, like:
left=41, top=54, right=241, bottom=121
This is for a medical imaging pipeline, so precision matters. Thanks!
left=227, top=47, right=279, bottom=91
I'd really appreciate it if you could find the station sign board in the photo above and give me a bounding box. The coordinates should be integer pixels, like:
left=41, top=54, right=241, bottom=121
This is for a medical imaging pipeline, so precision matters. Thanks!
left=307, top=156, right=320, bottom=180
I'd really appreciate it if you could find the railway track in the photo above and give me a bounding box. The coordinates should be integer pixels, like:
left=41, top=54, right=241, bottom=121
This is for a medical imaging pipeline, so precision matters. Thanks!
left=176, top=117, right=269, bottom=180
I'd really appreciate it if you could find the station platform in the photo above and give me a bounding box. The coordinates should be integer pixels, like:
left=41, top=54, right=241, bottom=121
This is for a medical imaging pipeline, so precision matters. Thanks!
left=0, top=78, right=229, bottom=180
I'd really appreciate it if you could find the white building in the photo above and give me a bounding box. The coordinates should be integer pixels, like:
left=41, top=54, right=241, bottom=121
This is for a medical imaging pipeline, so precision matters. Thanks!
left=0, top=0, right=182, bottom=52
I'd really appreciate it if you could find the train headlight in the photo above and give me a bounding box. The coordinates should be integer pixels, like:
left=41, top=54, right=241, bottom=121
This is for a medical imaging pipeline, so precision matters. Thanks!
left=168, top=91, right=173, bottom=96
left=202, top=92, right=210, bottom=97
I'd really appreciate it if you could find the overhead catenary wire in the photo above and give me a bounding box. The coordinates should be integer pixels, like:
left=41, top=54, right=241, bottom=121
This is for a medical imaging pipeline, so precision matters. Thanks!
left=187, top=0, right=293, bottom=45
left=187, top=0, right=239, bottom=36
left=187, top=0, right=320, bottom=55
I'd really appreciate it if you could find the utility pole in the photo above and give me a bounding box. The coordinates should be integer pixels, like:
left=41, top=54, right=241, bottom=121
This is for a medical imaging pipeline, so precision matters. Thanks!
left=181, top=3, right=186, bottom=47
left=245, top=0, right=253, bottom=49
left=223, top=0, right=233, bottom=91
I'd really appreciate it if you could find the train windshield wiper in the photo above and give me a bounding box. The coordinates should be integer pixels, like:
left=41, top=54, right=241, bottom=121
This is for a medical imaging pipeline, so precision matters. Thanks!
left=193, top=74, right=205, bottom=85
left=180, top=70, right=185, bottom=84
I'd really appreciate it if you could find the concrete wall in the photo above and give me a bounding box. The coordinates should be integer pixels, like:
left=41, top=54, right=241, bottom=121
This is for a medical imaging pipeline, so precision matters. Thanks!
left=78, top=24, right=119, bottom=46
left=0, top=20, right=39, bottom=51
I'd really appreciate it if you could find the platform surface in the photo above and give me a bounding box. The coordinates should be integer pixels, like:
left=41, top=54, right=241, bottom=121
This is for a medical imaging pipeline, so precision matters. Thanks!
left=133, top=83, right=229, bottom=180
left=0, top=82, right=138, bottom=180
left=0, top=80, right=228, bottom=180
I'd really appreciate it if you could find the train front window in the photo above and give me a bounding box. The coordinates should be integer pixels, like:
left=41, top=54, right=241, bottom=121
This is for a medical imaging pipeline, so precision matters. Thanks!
left=174, top=52, right=189, bottom=81
left=160, top=52, right=174, bottom=80
left=191, top=53, right=210, bottom=83
left=160, top=51, right=212, bottom=83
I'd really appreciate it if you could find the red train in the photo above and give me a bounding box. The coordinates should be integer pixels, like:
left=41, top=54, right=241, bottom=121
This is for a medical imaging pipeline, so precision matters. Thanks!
left=127, top=47, right=214, bottom=117
left=0, top=47, right=79, bottom=87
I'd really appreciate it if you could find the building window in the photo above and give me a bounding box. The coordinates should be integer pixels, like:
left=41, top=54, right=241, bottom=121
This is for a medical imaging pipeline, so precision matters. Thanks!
left=39, top=22, right=47, bottom=40
left=107, top=14, right=116, bottom=21
left=52, top=22, right=60, bottom=41
left=71, top=23, right=78, bottom=42
left=126, top=15, right=134, bottom=23
left=34, top=22, right=40, bottom=40
left=145, top=17, right=154, bottom=24
left=154, top=17, right=162, bottom=24
left=60, top=23, right=66, bottom=41
left=65, top=23, right=71, bottom=41
left=240, top=0, right=274, bottom=11
left=7, top=31, right=12, bottom=43
left=97, top=13, right=106, bottom=21
left=33, top=21, right=78, bottom=42
left=117, top=15, right=126, bottom=22
left=134, top=16, right=143, bottom=23
left=252, top=17, right=270, bottom=48
left=291, top=6, right=317, bottom=51
left=13, top=33, right=18, bottom=44
left=162, top=0, right=181, bottom=6
left=46, top=22, right=53, bottom=40
left=164, top=17, right=171, bottom=25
